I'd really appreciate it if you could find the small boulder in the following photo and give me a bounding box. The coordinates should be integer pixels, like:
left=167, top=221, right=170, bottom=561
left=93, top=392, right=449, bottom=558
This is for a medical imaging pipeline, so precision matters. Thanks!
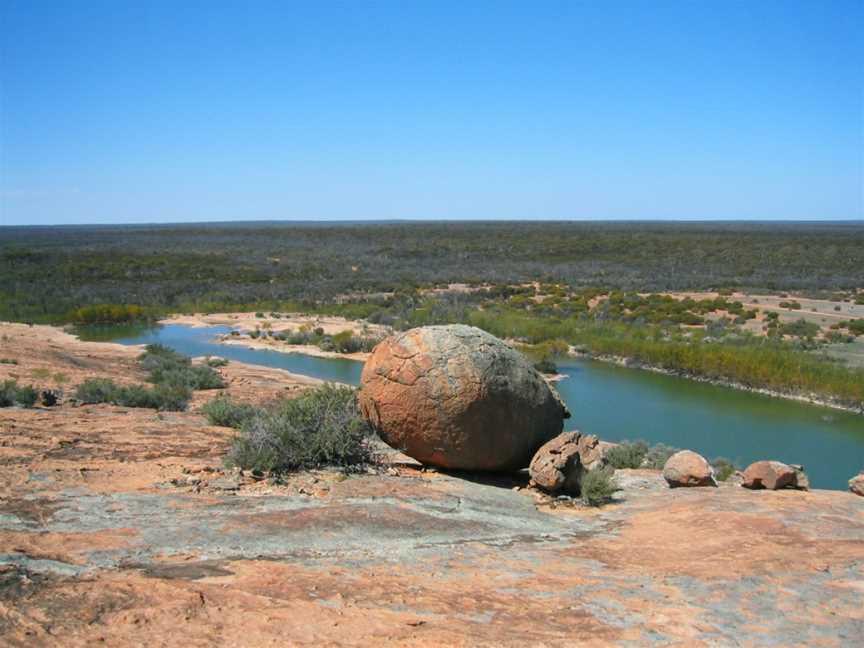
left=576, top=434, right=614, bottom=471
left=741, top=460, right=808, bottom=490
left=849, top=473, right=864, bottom=497
left=358, top=325, right=570, bottom=471
left=662, top=450, right=717, bottom=488
left=790, top=465, right=810, bottom=491
left=529, top=431, right=584, bottom=495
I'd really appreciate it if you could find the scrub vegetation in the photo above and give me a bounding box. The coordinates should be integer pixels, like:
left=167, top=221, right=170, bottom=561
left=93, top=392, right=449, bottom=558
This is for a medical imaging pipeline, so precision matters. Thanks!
left=3, top=222, right=862, bottom=323
left=211, top=384, right=376, bottom=473
left=580, top=467, right=620, bottom=506
left=2, top=222, right=863, bottom=407
left=605, top=441, right=679, bottom=470
left=73, top=345, right=224, bottom=411
left=0, top=380, right=38, bottom=408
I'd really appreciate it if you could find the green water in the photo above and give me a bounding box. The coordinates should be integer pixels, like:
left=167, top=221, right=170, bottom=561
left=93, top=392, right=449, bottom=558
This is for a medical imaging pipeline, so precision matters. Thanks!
left=93, top=323, right=864, bottom=490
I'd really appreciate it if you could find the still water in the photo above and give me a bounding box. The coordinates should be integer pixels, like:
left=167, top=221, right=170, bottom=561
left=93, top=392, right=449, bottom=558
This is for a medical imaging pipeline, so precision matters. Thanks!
left=94, top=323, right=864, bottom=490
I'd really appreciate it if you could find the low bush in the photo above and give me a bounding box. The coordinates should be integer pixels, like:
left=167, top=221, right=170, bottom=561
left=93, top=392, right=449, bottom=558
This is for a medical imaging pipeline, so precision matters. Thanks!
left=605, top=441, right=649, bottom=469
left=580, top=467, right=620, bottom=506
left=0, top=380, right=38, bottom=407
left=642, top=443, right=678, bottom=469
left=605, top=441, right=678, bottom=470
left=139, top=344, right=224, bottom=390
left=0, top=358, right=18, bottom=365
left=226, top=384, right=375, bottom=473
left=205, top=356, right=229, bottom=368
left=74, top=378, right=190, bottom=411
left=74, top=378, right=119, bottom=404
left=201, top=395, right=258, bottom=428
left=711, top=457, right=737, bottom=481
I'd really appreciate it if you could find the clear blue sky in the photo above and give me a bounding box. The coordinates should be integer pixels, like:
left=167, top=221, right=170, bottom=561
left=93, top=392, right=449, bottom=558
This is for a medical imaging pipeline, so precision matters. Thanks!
left=1, top=1, right=862, bottom=225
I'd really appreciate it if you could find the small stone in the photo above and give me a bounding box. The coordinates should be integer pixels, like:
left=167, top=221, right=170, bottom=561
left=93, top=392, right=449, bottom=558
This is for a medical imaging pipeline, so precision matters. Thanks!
left=741, top=461, right=806, bottom=490
left=849, top=473, right=864, bottom=497
left=528, top=431, right=584, bottom=495
left=662, top=450, right=717, bottom=488
left=209, top=477, right=241, bottom=492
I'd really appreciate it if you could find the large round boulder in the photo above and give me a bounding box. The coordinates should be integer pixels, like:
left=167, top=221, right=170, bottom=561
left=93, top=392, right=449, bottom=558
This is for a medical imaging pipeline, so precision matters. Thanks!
left=358, top=325, right=570, bottom=471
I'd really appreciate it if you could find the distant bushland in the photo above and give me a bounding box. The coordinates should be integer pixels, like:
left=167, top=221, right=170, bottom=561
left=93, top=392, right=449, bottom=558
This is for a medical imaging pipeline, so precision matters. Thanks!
left=69, top=303, right=156, bottom=324
left=2, top=222, right=863, bottom=324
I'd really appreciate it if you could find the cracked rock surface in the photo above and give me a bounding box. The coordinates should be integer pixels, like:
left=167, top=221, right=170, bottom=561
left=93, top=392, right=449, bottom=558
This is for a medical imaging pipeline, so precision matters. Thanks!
left=358, top=325, right=570, bottom=471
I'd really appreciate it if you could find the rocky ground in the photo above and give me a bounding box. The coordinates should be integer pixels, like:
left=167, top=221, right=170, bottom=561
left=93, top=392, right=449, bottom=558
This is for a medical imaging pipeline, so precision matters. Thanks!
left=1, top=323, right=863, bottom=646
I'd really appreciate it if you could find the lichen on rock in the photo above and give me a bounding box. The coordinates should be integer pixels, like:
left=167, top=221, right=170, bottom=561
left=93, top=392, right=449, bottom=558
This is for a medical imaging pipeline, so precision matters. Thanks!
left=358, top=324, right=570, bottom=471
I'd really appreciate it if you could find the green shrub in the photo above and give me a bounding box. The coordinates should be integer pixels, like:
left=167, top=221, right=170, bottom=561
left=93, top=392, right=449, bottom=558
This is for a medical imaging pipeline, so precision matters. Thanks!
left=205, top=356, right=229, bottom=368
left=605, top=441, right=649, bottom=469
left=226, top=384, right=374, bottom=473
left=0, top=358, right=18, bottom=365
left=110, top=383, right=157, bottom=408
left=779, top=319, right=820, bottom=339
left=145, top=384, right=192, bottom=411
left=604, top=441, right=678, bottom=469
left=139, top=344, right=224, bottom=390
left=711, top=457, right=737, bottom=482
left=74, top=377, right=190, bottom=411
left=0, top=380, right=38, bottom=408
left=75, top=378, right=119, bottom=404
left=642, top=443, right=679, bottom=469
left=15, top=384, right=38, bottom=407
left=580, top=467, right=620, bottom=506
left=201, top=395, right=258, bottom=428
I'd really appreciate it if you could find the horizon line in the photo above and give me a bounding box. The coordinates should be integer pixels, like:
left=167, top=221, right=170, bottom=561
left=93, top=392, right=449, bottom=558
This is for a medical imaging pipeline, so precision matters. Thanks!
left=3, top=217, right=864, bottom=229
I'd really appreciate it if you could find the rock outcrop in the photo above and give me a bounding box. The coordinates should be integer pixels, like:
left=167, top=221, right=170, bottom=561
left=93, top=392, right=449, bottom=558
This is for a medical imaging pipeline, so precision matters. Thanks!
left=529, top=431, right=616, bottom=495
left=662, top=450, right=717, bottom=487
left=849, top=473, right=864, bottom=497
left=741, top=460, right=809, bottom=490
left=358, top=325, right=570, bottom=471
left=576, top=434, right=616, bottom=471
left=529, top=431, right=584, bottom=494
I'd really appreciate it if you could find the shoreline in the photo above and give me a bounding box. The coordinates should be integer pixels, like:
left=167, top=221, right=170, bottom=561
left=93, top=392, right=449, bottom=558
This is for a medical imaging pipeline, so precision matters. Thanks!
left=570, top=350, right=864, bottom=416
left=55, top=314, right=864, bottom=415
left=218, top=335, right=370, bottom=362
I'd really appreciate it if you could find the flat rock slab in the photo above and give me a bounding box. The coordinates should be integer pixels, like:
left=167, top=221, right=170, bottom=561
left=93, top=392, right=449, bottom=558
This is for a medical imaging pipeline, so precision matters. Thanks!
left=1, top=466, right=863, bottom=647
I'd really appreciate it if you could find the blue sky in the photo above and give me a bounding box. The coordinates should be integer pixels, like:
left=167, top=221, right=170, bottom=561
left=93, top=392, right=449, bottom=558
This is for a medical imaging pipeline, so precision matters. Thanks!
left=1, top=1, right=862, bottom=225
